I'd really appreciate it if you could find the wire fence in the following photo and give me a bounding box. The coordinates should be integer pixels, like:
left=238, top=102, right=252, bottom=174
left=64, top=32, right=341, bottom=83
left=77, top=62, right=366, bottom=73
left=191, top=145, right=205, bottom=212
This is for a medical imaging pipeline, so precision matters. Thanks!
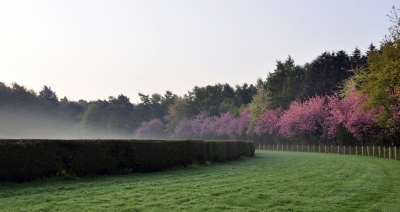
left=257, top=144, right=399, bottom=160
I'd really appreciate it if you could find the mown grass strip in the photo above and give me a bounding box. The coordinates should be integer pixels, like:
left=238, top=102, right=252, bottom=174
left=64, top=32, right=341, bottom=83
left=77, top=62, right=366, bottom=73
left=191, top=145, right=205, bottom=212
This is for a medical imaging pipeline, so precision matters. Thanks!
left=1, top=150, right=400, bottom=211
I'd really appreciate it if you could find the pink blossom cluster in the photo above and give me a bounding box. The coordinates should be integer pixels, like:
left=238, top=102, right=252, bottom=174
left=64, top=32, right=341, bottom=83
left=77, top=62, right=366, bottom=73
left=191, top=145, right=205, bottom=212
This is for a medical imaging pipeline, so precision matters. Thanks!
left=255, top=90, right=378, bottom=141
left=135, top=118, right=165, bottom=138
left=278, top=96, right=329, bottom=138
left=254, top=108, right=282, bottom=136
left=388, top=104, right=400, bottom=134
left=171, top=109, right=250, bottom=140
left=326, top=89, right=376, bottom=140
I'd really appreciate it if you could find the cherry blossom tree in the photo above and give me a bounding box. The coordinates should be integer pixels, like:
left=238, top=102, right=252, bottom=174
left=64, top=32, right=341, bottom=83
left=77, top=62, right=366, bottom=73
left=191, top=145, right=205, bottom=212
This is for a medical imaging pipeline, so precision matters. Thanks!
left=326, top=89, right=377, bottom=143
left=211, top=112, right=234, bottom=138
left=254, top=108, right=282, bottom=136
left=278, top=96, right=329, bottom=139
left=224, top=108, right=250, bottom=139
left=171, top=109, right=250, bottom=140
left=386, top=104, right=400, bottom=137
left=170, top=118, right=195, bottom=139
left=171, top=112, right=218, bottom=139
left=135, top=118, right=165, bottom=138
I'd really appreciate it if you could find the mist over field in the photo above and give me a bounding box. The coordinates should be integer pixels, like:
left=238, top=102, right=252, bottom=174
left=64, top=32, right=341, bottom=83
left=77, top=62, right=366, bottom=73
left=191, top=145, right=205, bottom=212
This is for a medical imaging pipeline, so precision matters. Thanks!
left=0, top=108, right=120, bottom=139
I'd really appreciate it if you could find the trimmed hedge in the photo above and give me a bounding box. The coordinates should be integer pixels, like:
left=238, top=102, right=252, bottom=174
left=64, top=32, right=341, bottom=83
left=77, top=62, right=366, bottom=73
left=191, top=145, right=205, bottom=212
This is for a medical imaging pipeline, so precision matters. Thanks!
left=0, top=139, right=254, bottom=182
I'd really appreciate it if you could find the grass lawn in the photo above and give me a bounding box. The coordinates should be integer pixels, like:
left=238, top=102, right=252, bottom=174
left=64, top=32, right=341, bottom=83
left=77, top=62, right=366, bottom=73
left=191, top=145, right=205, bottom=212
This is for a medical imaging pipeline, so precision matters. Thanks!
left=1, top=150, right=400, bottom=211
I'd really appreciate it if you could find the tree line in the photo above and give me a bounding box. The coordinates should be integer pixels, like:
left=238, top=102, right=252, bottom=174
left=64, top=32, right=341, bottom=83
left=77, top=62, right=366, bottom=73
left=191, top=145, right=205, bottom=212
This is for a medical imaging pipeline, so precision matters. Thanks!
left=0, top=81, right=256, bottom=138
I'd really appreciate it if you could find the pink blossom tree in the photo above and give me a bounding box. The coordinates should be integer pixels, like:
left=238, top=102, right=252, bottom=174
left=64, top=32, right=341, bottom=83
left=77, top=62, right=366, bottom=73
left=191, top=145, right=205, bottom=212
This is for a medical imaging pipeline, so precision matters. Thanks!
left=387, top=104, right=400, bottom=135
left=211, top=112, right=234, bottom=138
left=278, top=96, right=329, bottom=139
left=254, top=108, right=282, bottom=136
left=171, top=109, right=250, bottom=140
left=191, top=112, right=218, bottom=139
left=170, top=118, right=195, bottom=139
left=326, top=89, right=377, bottom=144
left=135, top=118, right=165, bottom=138
left=222, top=108, right=251, bottom=139
left=171, top=112, right=218, bottom=139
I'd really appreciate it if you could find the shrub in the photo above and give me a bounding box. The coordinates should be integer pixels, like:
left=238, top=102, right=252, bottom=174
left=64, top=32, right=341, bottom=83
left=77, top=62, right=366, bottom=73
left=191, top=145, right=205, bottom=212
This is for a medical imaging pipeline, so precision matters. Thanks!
left=0, top=139, right=255, bottom=182
left=0, top=140, right=62, bottom=182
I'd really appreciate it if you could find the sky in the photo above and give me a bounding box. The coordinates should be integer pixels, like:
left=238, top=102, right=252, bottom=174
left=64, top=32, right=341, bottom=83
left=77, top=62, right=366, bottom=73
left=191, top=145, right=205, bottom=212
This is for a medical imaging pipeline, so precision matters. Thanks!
left=0, top=0, right=398, bottom=103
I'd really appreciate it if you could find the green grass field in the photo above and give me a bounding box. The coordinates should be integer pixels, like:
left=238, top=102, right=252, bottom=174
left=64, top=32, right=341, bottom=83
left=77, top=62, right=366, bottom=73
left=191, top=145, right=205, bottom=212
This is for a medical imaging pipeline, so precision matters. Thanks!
left=1, top=150, right=400, bottom=211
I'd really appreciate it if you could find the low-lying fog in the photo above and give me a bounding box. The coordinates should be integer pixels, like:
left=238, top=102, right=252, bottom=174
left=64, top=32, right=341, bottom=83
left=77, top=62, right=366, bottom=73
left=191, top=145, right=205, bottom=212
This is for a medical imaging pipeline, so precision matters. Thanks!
left=0, top=109, right=145, bottom=140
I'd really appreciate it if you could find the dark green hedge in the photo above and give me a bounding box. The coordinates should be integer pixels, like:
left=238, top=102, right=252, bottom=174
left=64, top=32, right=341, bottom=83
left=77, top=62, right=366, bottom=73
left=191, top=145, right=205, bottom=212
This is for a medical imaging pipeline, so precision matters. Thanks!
left=0, top=139, right=254, bottom=182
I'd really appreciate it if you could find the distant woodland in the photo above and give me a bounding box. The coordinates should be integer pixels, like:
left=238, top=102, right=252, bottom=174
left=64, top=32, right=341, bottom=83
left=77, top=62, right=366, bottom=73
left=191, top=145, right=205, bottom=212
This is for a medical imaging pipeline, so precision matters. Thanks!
left=1, top=7, right=399, bottom=146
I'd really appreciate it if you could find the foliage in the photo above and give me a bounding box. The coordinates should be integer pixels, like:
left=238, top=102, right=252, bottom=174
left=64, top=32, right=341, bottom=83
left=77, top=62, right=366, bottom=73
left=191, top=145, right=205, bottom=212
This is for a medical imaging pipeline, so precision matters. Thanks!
left=184, top=83, right=256, bottom=117
left=278, top=96, right=329, bottom=139
left=164, top=98, right=190, bottom=134
left=0, top=139, right=254, bottom=182
left=254, top=108, right=282, bottom=136
left=356, top=6, right=400, bottom=139
left=247, top=86, right=270, bottom=124
left=266, top=56, right=305, bottom=109
left=302, top=50, right=353, bottom=99
left=39, top=86, right=59, bottom=106
left=387, top=104, right=400, bottom=138
left=171, top=109, right=250, bottom=140
left=133, top=91, right=178, bottom=127
left=107, top=95, right=134, bottom=134
left=0, top=140, right=62, bottom=183
left=135, top=119, right=165, bottom=138
left=79, top=101, right=109, bottom=136
left=326, top=89, right=377, bottom=143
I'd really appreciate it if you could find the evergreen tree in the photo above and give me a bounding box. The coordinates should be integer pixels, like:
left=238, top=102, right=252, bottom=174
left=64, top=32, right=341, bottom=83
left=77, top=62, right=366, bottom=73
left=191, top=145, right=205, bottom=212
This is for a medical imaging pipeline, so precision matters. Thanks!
left=39, top=85, right=59, bottom=106
left=302, top=51, right=352, bottom=99
left=107, top=94, right=134, bottom=135
left=266, top=56, right=305, bottom=109
left=350, top=46, right=362, bottom=69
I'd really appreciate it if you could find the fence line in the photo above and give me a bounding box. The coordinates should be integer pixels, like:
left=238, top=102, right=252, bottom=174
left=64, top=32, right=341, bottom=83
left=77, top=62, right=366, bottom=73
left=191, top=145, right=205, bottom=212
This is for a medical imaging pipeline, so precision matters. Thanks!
left=256, top=144, right=400, bottom=161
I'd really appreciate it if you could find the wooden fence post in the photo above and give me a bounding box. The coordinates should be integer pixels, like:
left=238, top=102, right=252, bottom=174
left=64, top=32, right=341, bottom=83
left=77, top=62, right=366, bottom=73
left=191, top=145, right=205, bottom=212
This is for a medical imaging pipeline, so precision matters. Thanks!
left=373, top=146, right=374, bottom=157
left=319, top=145, right=321, bottom=153
left=287, top=144, right=288, bottom=151
left=395, top=146, right=397, bottom=160
left=338, top=145, right=340, bottom=154
left=344, top=146, right=346, bottom=154
left=367, top=146, right=369, bottom=156
left=384, top=146, right=386, bottom=158
left=325, top=145, right=326, bottom=153
left=379, top=146, right=381, bottom=157
left=292, top=145, right=293, bottom=151
left=297, top=145, right=298, bottom=152
left=362, top=146, right=364, bottom=156
left=356, top=146, right=358, bottom=155
left=389, top=146, right=391, bottom=159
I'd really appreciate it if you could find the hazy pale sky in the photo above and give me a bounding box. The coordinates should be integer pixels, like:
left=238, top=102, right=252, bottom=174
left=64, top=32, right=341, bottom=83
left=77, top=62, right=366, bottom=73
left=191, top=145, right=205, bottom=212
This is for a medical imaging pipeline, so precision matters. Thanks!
left=1, top=0, right=398, bottom=103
